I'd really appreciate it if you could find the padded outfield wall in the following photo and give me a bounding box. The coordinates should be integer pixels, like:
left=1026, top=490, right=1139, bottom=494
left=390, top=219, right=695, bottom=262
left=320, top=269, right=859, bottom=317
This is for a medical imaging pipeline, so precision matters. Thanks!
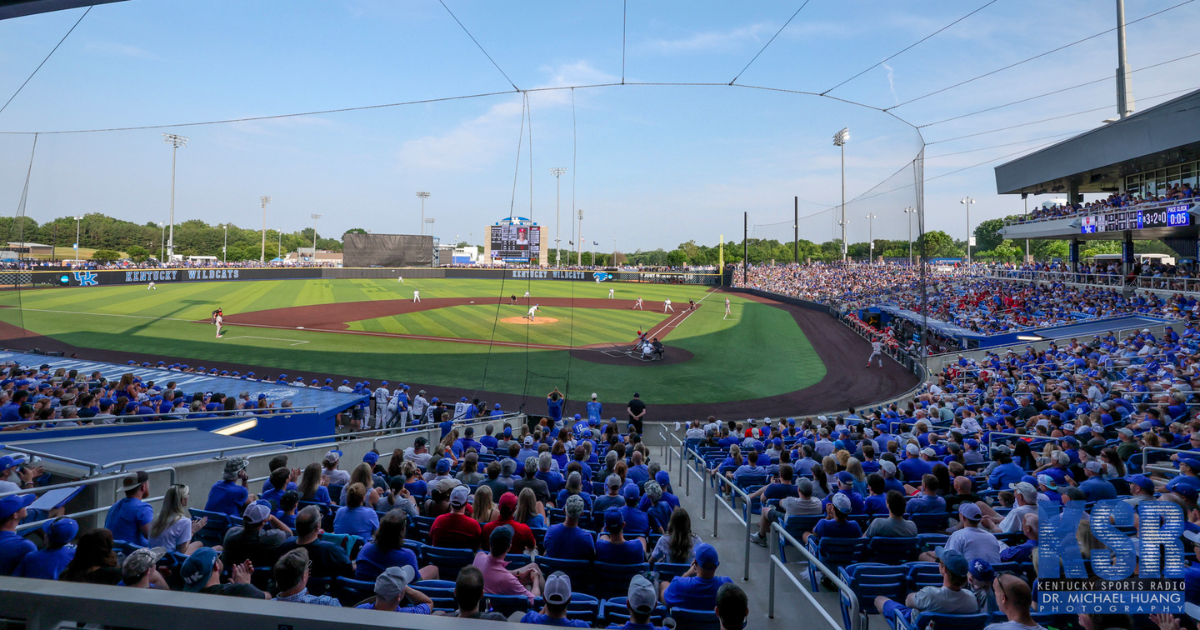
left=0, top=267, right=721, bottom=287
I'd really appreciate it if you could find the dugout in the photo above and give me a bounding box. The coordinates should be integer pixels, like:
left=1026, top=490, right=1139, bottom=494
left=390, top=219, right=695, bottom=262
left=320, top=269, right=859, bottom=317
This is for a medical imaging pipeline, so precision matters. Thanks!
left=343, top=233, right=434, bottom=267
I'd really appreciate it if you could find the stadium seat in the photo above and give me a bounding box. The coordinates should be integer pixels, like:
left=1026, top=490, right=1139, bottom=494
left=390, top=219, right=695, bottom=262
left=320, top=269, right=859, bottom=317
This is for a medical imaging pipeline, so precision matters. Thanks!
left=320, top=533, right=363, bottom=559
left=188, top=509, right=232, bottom=547
left=806, top=537, right=867, bottom=592
left=327, top=484, right=344, bottom=504
left=669, top=607, right=721, bottom=630
left=904, top=562, right=942, bottom=591
left=838, top=564, right=907, bottom=624
left=504, top=553, right=532, bottom=569
left=410, top=579, right=457, bottom=612
left=895, top=611, right=989, bottom=630
left=865, top=537, right=919, bottom=565
left=486, top=593, right=531, bottom=616
left=536, top=556, right=593, bottom=593
left=332, top=577, right=376, bottom=607
left=910, top=513, right=950, bottom=534
left=654, top=562, right=691, bottom=581
left=412, top=515, right=436, bottom=543
left=593, top=562, right=649, bottom=599
left=423, top=546, right=476, bottom=580
left=604, top=597, right=668, bottom=626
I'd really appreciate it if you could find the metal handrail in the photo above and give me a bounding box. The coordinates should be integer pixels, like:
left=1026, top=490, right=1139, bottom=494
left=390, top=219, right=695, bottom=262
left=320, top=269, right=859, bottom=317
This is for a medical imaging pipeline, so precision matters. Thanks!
left=0, top=405, right=320, bottom=428
left=0, top=445, right=104, bottom=476
left=1142, top=446, right=1199, bottom=477
left=1, top=466, right=179, bottom=534
left=370, top=413, right=525, bottom=455
left=769, top=521, right=860, bottom=630
left=707, top=462, right=754, bottom=582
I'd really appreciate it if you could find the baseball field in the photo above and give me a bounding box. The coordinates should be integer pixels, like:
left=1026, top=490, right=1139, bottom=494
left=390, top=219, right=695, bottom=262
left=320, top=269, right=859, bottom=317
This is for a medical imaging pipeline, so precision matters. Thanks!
left=0, top=277, right=917, bottom=419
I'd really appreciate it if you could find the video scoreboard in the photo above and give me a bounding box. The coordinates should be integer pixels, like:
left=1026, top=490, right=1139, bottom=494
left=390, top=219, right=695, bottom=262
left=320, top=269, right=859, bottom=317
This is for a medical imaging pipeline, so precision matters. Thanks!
left=1080, top=203, right=1192, bottom=234
left=489, top=224, right=541, bottom=262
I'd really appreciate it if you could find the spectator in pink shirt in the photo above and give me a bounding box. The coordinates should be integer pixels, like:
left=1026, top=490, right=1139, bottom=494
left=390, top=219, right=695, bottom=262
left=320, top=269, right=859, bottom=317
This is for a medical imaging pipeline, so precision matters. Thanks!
left=472, top=525, right=544, bottom=604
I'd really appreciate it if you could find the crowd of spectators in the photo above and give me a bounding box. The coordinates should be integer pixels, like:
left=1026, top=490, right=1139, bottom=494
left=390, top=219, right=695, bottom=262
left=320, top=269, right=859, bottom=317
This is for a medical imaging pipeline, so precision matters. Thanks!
left=1021, top=186, right=1196, bottom=223
left=1, top=399, right=751, bottom=627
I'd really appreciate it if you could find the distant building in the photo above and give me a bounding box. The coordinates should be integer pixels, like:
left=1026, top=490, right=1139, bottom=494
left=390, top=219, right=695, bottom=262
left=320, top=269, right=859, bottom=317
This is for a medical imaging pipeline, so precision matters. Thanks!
left=2, top=242, right=53, bottom=257
left=286, top=248, right=343, bottom=266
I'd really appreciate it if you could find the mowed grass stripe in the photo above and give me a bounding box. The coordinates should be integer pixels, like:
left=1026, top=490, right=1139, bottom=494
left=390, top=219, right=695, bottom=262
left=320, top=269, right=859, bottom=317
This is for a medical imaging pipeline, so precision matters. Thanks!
left=433, top=304, right=504, bottom=341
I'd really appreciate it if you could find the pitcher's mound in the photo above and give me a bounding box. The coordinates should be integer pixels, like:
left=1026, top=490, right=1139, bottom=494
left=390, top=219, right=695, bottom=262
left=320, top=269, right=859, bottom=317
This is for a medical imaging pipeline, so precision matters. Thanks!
left=499, top=317, right=560, bottom=325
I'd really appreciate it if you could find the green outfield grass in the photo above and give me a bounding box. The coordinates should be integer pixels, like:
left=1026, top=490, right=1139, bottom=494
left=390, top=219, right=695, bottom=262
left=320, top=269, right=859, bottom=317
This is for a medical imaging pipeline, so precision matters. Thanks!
left=346, top=303, right=666, bottom=346
left=0, top=278, right=826, bottom=404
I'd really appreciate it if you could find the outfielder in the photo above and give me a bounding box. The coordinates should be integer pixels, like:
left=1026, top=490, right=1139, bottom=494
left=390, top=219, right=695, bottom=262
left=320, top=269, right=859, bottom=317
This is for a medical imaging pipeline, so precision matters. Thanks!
left=527, top=304, right=539, bottom=321
left=608, top=288, right=614, bottom=299
left=633, top=297, right=643, bottom=310
left=724, top=297, right=731, bottom=319
left=413, top=289, right=421, bottom=303
left=212, top=308, right=224, bottom=338
left=867, top=339, right=884, bottom=368
left=147, top=281, right=156, bottom=291
left=397, top=275, right=404, bottom=283
left=663, top=299, right=674, bottom=313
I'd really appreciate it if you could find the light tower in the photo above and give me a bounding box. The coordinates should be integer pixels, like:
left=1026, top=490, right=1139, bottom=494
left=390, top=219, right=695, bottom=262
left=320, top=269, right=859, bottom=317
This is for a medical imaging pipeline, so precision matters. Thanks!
left=550, top=167, right=566, bottom=267
left=259, top=196, right=272, bottom=264
left=833, top=127, right=849, bottom=261
left=960, top=197, right=976, bottom=264
left=865, top=213, right=877, bottom=264
left=162, top=133, right=188, bottom=258
left=416, top=191, right=431, bottom=235
left=311, top=214, right=322, bottom=253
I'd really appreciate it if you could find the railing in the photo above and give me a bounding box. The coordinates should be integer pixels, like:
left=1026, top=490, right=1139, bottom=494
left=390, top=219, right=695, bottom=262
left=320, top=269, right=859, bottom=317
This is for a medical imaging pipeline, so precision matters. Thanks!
left=768, top=521, right=860, bottom=630
left=0, top=466, right=177, bottom=534
left=0, top=405, right=320, bottom=429
left=709, top=472, right=753, bottom=582
left=985, top=267, right=1200, bottom=296
left=1002, top=197, right=1193, bottom=227
left=371, top=412, right=525, bottom=458
left=0, top=575, right=511, bottom=630
left=1142, top=446, right=1196, bottom=477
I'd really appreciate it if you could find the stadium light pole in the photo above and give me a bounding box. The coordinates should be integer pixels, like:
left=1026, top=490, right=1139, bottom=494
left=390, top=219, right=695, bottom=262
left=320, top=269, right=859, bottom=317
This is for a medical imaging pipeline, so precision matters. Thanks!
left=259, top=196, right=272, bottom=264
left=577, top=209, right=584, bottom=265
left=310, top=214, right=321, bottom=254
left=222, top=223, right=228, bottom=265
left=416, top=191, right=431, bottom=235
left=157, top=222, right=165, bottom=263
left=277, top=229, right=282, bottom=262
left=550, top=167, right=566, bottom=268
left=833, top=128, right=849, bottom=261
left=903, top=207, right=915, bottom=266
left=960, top=197, right=976, bottom=264
left=162, top=133, right=188, bottom=259
left=73, top=216, right=82, bottom=260
left=865, top=213, right=877, bottom=264
left=612, top=238, right=616, bottom=268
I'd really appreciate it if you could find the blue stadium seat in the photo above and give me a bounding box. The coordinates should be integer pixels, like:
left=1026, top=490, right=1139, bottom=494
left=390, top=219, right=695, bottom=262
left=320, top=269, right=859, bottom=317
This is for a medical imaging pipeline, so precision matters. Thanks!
left=327, top=484, right=344, bottom=504
left=910, top=513, right=950, bottom=534
left=895, top=611, right=989, bottom=630
left=505, top=553, right=532, bottom=569
left=536, top=556, right=593, bottom=593
left=412, top=515, right=436, bottom=543
left=487, top=593, right=532, bottom=616
left=188, top=509, right=232, bottom=547
left=409, top=579, right=457, bottom=612
left=332, top=576, right=376, bottom=607
left=423, top=546, right=476, bottom=580
left=654, top=562, right=691, bottom=581
left=838, top=563, right=908, bottom=630
left=593, top=561, right=649, bottom=599
left=865, top=537, right=919, bottom=565
left=603, top=597, right=668, bottom=626
left=904, top=562, right=942, bottom=591
left=806, top=537, right=867, bottom=592
left=668, top=607, right=721, bottom=630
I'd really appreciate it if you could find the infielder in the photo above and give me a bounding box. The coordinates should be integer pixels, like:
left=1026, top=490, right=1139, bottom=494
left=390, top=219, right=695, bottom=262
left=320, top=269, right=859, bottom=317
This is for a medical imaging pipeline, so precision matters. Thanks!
left=413, top=290, right=421, bottom=303
left=524, top=290, right=530, bottom=298
left=397, top=275, right=404, bottom=283
left=664, top=299, right=674, bottom=313
left=527, top=304, right=539, bottom=321
left=608, top=288, right=614, bottom=299
left=724, top=297, right=731, bottom=319
left=212, top=308, right=224, bottom=338
left=147, top=281, right=156, bottom=291
left=867, top=339, right=884, bottom=368
left=633, top=297, right=643, bottom=310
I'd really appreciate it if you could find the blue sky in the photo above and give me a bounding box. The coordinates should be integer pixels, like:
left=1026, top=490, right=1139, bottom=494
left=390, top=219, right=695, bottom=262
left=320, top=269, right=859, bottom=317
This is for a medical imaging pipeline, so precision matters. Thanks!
left=1, top=0, right=1198, bottom=252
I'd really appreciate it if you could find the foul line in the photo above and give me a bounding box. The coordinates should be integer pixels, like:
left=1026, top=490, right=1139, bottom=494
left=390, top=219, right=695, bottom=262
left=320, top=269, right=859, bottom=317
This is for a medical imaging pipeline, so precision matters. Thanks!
left=222, top=335, right=309, bottom=347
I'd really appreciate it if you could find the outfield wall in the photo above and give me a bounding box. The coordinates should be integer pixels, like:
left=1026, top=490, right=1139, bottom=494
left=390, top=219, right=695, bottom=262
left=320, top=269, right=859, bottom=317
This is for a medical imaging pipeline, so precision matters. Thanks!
left=5, top=267, right=720, bottom=287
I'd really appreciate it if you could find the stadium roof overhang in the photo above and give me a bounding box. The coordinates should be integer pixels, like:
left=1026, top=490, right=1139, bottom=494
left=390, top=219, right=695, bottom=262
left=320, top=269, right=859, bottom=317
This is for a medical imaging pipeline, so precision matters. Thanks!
left=993, top=89, right=1200, bottom=196
left=0, top=0, right=127, bottom=20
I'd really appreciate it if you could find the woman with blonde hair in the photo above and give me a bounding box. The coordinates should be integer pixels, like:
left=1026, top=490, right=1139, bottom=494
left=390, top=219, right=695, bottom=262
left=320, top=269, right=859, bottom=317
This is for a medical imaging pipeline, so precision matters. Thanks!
left=334, top=482, right=379, bottom=540
left=845, top=457, right=868, bottom=497
left=822, top=455, right=839, bottom=476
left=513, top=487, right=545, bottom=528
left=473, top=485, right=497, bottom=524
left=148, top=484, right=206, bottom=554
left=341, top=463, right=382, bottom=507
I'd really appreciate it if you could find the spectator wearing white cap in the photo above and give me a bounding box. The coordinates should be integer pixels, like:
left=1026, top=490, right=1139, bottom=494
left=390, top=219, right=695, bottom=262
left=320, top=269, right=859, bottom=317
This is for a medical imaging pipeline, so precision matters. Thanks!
left=430, top=485, right=481, bottom=551
left=356, top=565, right=433, bottom=613
left=120, top=546, right=168, bottom=589
left=878, top=460, right=906, bottom=495
left=922, top=503, right=1000, bottom=565
left=978, top=482, right=1037, bottom=533
left=222, top=502, right=290, bottom=569
left=322, top=450, right=350, bottom=486
left=610, top=574, right=667, bottom=630
left=593, top=474, right=625, bottom=513
left=520, top=571, right=590, bottom=627
left=898, top=443, right=934, bottom=484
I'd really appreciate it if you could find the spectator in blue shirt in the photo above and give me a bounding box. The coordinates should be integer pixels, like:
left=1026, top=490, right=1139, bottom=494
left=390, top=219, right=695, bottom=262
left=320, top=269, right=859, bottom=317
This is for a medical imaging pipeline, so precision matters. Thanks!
left=906, top=474, right=948, bottom=515
left=898, top=444, right=933, bottom=485
left=821, top=472, right=866, bottom=515
left=13, top=517, right=77, bottom=580
left=333, top=483, right=379, bottom=541
left=805, top=493, right=862, bottom=544
left=104, top=470, right=154, bottom=546
left=863, top=473, right=889, bottom=517
left=598, top=509, right=647, bottom=564
left=546, top=388, right=565, bottom=426
left=544, top=495, right=596, bottom=561
left=627, top=451, right=651, bottom=486
left=618, top=485, right=650, bottom=538
left=879, top=461, right=906, bottom=495
left=262, top=467, right=297, bottom=507
left=1078, top=461, right=1117, bottom=501
left=987, top=449, right=1024, bottom=491
left=659, top=543, right=732, bottom=611
left=205, top=459, right=256, bottom=517
left=0, top=494, right=37, bottom=575
left=641, top=481, right=674, bottom=535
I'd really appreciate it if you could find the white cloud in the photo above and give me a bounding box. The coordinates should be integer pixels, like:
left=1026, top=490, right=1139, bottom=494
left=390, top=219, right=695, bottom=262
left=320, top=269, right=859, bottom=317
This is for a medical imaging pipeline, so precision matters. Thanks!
left=882, top=62, right=898, bottom=106
left=647, top=23, right=773, bottom=53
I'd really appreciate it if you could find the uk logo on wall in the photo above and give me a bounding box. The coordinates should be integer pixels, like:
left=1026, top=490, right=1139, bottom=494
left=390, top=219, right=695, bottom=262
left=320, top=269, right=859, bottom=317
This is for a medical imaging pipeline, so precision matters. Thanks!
left=72, top=271, right=98, bottom=287
left=594, top=272, right=612, bottom=282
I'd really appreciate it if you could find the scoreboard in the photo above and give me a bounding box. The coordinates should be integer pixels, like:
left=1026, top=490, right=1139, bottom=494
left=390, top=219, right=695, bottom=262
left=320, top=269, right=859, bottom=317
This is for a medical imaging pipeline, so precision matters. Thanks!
left=490, top=224, right=541, bottom=262
left=1080, top=203, right=1192, bottom=234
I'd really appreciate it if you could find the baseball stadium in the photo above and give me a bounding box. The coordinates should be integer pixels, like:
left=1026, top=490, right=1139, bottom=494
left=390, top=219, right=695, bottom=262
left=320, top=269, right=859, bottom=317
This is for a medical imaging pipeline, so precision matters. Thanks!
left=2, top=2, right=1200, bottom=630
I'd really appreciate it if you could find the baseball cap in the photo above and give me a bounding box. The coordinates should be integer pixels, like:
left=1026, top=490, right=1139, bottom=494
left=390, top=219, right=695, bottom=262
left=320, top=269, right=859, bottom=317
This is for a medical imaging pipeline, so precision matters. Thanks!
left=43, top=517, right=78, bottom=547
left=935, top=547, right=969, bottom=577
left=1182, top=458, right=1200, bottom=471
left=1085, top=461, right=1104, bottom=474
left=622, top=484, right=640, bottom=501
left=830, top=492, right=851, bottom=514
left=544, top=572, right=573, bottom=605
left=1129, top=474, right=1155, bottom=494
left=879, top=461, right=897, bottom=475
left=836, top=472, right=854, bottom=486
left=1118, top=427, right=1135, bottom=437
left=363, top=452, right=380, bottom=467
left=450, top=485, right=471, bottom=507
left=490, top=525, right=515, bottom=552
left=921, top=448, right=937, bottom=458
left=958, top=502, right=983, bottom=521
left=323, top=450, right=342, bottom=465
left=122, top=546, right=167, bottom=582
left=375, top=565, right=417, bottom=600
left=413, top=437, right=427, bottom=448
left=797, top=478, right=814, bottom=496
left=122, top=470, right=149, bottom=491
left=0, top=494, right=35, bottom=520
left=606, top=474, right=622, bottom=489
left=1009, top=482, right=1037, bottom=503
left=524, top=436, right=535, bottom=446
left=436, top=458, right=451, bottom=474
left=905, top=444, right=919, bottom=456
left=627, top=574, right=658, bottom=614
left=1172, top=481, right=1199, bottom=501
left=499, top=492, right=518, bottom=513
left=655, top=471, right=671, bottom=487
left=604, top=509, right=624, bottom=529
left=0, top=455, right=24, bottom=473
left=1036, top=474, right=1058, bottom=490
left=243, top=503, right=271, bottom=524
left=180, top=547, right=220, bottom=592
left=695, top=543, right=720, bottom=568
left=968, top=558, right=994, bottom=582
left=564, top=494, right=586, bottom=519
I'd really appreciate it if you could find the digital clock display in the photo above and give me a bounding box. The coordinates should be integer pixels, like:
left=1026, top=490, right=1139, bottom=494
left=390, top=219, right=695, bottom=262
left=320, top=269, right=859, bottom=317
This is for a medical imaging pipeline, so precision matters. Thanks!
left=1080, top=203, right=1192, bottom=234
